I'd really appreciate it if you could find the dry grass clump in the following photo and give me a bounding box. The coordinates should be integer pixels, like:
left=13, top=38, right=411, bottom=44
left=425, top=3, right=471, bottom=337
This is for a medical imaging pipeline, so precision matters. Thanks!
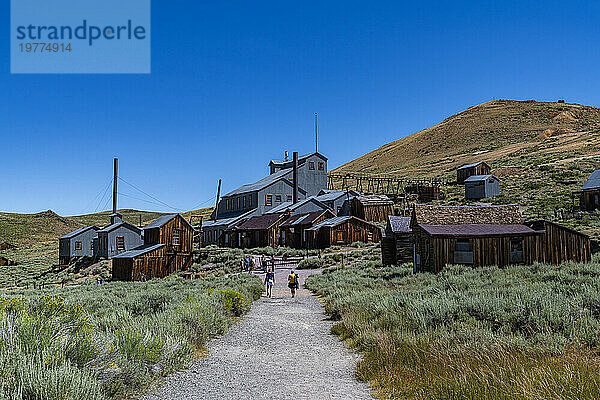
left=0, top=274, right=263, bottom=399
left=306, top=258, right=600, bottom=399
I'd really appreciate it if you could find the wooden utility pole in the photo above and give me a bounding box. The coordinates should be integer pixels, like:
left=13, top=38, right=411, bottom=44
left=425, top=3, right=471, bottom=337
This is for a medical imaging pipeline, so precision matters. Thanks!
left=112, top=158, right=118, bottom=214
left=214, top=179, right=222, bottom=221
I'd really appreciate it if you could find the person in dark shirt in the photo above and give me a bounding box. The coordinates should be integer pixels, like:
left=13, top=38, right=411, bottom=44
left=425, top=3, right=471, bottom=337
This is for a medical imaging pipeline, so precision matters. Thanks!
left=264, top=269, right=275, bottom=298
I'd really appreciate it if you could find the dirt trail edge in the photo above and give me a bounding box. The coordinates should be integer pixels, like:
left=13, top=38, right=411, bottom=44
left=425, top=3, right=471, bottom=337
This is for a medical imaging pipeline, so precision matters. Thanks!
left=142, top=268, right=373, bottom=400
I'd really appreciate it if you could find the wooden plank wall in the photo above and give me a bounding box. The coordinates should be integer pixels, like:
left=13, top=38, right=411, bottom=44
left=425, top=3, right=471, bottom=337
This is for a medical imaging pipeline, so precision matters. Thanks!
left=536, top=221, right=591, bottom=264
left=395, top=233, right=413, bottom=264
left=580, top=190, right=600, bottom=211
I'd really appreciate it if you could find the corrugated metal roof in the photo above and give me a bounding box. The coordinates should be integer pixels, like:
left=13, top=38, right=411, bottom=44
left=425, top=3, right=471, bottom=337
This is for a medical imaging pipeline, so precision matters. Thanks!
left=388, top=216, right=412, bottom=233
left=97, top=221, right=141, bottom=234
left=354, top=194, right=393, bottom=206
left=457, top=161, right=487, bottom=170
left=582, top=169, right=600, bottom=190
left=144, top=214, right=177, bottom=229
left=306, top=216, right=352, bottom=231
left=144, top=214, right=193, bottom=230
left=413, top=204, right=522, bottom=225
left=281, top=210, right=331, bottom=227
left=464, top=174, right=496, bottom=182
left=223, top=168, right=308, bottom=197
left=419, top=224, right=537, bottom=237
left=265, top=196, right=331, bottom=214
left=236, top=213, right=286, bottom=230
left=315, top=190, right=357, bottom=202
left=60, top=225, right=99, bottom=239
left=112, top=244, right=165, bottom=259
left=202, top=209, right=258, bottom=229
left=269, top=152, right=328, bottom=166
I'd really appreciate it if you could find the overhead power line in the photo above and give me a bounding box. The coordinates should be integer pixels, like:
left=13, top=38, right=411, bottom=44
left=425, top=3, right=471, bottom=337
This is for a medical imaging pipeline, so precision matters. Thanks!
left=117, top=176, right=185, bottom=212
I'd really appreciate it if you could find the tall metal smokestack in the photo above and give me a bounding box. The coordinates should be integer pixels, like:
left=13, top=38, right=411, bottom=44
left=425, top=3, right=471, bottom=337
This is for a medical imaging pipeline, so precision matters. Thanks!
left=214, top=179, right=222, bottom=221
left=112, top=158, right=118, bottom=214
left=293, top=152, right=298, bottom=204
left=314, top=113, right=318, bottom=153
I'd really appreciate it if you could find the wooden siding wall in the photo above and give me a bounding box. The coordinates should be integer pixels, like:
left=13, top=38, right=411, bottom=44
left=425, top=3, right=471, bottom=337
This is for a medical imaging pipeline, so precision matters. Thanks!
left=413, top=226, right=544, bottom=273
left=395, top=233, right=413, bottom=264
left=281, top=213, right=332, bottom=249
left=308, top=219, right=381, bottom=249
left=145, top=215, right=194, bottom=253
left=381, top=236, right=396, bottom=265
left=351, top=201, right=393, bottom=222
left=581, top=190, right=600, bottom=211
left=535, top=221, right=591, bottom=264
left=457, top=163, right=491, bottom=184
left=112, top=247, right=193, bottom=281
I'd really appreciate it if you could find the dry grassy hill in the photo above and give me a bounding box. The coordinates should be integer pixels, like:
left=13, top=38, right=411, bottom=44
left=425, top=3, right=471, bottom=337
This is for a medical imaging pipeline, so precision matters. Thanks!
left=335, top=99, right=600, bottom=178
left=335, top=99, right=600, bottom=238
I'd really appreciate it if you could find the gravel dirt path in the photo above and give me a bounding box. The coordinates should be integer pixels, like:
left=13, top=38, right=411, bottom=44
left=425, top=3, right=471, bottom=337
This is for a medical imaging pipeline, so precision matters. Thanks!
left=142, top=267, right=373, bottom=400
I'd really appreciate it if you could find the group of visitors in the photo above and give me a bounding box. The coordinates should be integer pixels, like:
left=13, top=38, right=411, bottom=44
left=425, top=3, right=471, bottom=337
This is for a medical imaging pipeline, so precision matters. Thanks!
left=263, top=269, right=300, bottom=298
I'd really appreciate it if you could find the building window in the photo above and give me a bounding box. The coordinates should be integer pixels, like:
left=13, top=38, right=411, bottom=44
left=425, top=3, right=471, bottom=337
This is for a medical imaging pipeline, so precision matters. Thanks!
left=266, top=194, right=273, bottom=206
left=454, top=239, right=473, bottom=264
left=510, top=237, right=524, bottom=264
left=275, top=195, right=282, bottom=202
left=173, top=229, right=180, bottom=246
left=309, top=161, right=315, bottom=170
left=237, top=197, right=241, bottom=209
left=75, top=241, right=82, bottom=251
left=318, top=162, right=324, bottom=171
left=248, top=194, right=253, bottom=207
left=243, top=196, right=247, bottom=208
left=91, top=241, right=94, bottom=255
left=116, top=236, right=125, bottom=251
left=286, top=195, right=293, bottom=202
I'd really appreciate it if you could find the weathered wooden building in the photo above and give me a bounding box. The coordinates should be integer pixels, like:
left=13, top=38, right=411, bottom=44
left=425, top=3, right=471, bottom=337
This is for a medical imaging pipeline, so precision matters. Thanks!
left=305, top=216, right=381, bottom=249
left=59, top=225, right=99, bottom=265
left=457, top=161, right=491, bottom=184
left=411, top=204, right=591, bottom=273
left=96, top=213, right=143, bottom=258
left=112, top=244, right=166, bottom=281
left=280, top=210, right=334, bottom=248
left=381, top=216, right=413, bottom=266
left=580, top=169, right=600, bottom=211
left=111, top=214, right=194, bottom=280
left=348, top=195, right=394, bottom=222
left=231, top=213, right=289, bottom=248
left=315, top=189, right=360, bottom=215
left=464, top=175, right=500, bottom=200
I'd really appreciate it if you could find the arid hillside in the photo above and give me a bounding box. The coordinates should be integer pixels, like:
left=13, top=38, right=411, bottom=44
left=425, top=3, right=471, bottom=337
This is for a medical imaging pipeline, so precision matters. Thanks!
left=335, top=99, right=600, bottom=179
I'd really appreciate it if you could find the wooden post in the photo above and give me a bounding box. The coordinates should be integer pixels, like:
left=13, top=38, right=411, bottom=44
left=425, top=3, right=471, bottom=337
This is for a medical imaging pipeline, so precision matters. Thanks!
left=113, top=158, right=118, bottom=214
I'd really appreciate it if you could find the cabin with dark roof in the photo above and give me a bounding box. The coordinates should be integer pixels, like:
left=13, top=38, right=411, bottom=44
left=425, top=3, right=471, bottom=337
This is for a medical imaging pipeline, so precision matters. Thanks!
left=96, top=213, right=143, bottom=258
left=381, top=216, right=413, bottom=266
left=411, top=204, right=590, bottom=273
left=457, top=161, right=491, bottom=184
left=280, top=210, right=335, bottom=248
left=112, top=244, right=166, bottom=281
left=347, top=195, right=394, bottom=222
left=230, top=213, right=289, bottom=248
left=580, top=169, right=600, bottom=210
left=464, top=175, right=500, bottom=200
left=305, top=216, right=381, bottom=249
left=59, top=225, right=99, bottom=265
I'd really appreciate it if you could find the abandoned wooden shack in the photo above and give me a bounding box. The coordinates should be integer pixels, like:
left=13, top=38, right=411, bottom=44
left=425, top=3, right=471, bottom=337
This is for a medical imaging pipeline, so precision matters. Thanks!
left=404, top=184, right=441, bottom=202
left=580, top=169, right=600, bottom=210
left=464, top=175, right=500, bottom=200
left=457, top=161, right=491, bottom=184
left=59, top=225, right=99, bottom=265
left=112, top=244, right=166, bottom=281
left=348, top=195, right=394, bottom=222
left=279, top=209, right=335, bottom=248
left=411, top=204, right=591, bottom=273
left=231, top=213, right=289, bottom=248
left=381, top=216, right=413, bottom=266
left=111, top=214, right=194, bottom=280
left=305, top=216, right=381, bottom=249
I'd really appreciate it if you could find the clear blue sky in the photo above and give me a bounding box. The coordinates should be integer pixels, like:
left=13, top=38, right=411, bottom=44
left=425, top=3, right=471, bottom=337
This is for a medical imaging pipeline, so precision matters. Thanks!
left=2, top=1, right=599, bottom=216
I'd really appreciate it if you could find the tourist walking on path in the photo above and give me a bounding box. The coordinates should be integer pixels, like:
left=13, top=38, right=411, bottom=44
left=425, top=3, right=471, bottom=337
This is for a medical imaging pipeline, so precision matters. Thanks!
left=288, top=270, right=299, bottom=298
left=264, top=269, right=275, bottom=298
